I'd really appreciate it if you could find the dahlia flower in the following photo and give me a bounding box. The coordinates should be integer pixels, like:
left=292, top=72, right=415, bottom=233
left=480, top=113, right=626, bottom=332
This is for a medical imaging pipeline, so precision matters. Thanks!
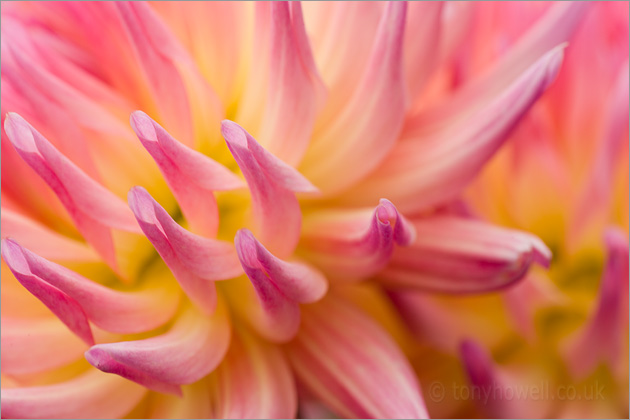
left=392, top=2, right=629, bottom=418
left=0, top=2, right=591, bottom=418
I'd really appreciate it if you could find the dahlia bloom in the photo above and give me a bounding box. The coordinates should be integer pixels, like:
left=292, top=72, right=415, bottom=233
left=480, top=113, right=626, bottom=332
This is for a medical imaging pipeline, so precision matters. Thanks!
left=392, top=2, right=629, bottom=418
left=0, top=2, right=590, bottom=418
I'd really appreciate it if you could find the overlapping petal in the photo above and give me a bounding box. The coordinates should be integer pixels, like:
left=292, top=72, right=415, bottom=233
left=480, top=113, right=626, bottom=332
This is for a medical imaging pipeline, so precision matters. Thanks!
left=3, top=113, right=140, bottom=268
left=128, top=187, right=242, bottom=314
left=131, top=111, right=243, bottom=236
left=286, top=296, right=428, bottom=419
left=1, top=239, right=179, bottom=344
left=222, top=120, right=317, bottom=258
left=233, top=228, right=327, bottom=342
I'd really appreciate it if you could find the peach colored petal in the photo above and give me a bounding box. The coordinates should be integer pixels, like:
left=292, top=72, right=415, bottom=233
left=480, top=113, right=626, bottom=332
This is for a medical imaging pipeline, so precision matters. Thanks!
left=1, top=369, right=147, bottom=419
left=301, top=2, right=408, bottom=195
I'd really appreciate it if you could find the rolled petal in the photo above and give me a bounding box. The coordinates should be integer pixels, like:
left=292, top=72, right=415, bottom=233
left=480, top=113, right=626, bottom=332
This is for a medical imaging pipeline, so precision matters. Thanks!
left=286, top=296, right=428, bottom=419
left=128, top=187, right=242, bottom=313
left=338, top=45, right=565, bottom=212
left=222, top=120, right=317, bottom=258
left=115, top=2, right=223, bottom=148
left=300, top=2, right=408, bottom=195
left=1, top=239, right=180, bottom=341
left=1, top=209, right=98, bottom=262
left=299, top=199, right=416, bottom=281
left=85, top=302, right=231, bottom=396
left=0, top=369, right=147, bottom=419
left=564, top=228, right=629, bottom=378
left=3, top=113, right=140, bottom=268
left=131, top=111, right=243, bottom=236
left=256, top=2, right=326, bottom=166
left=1, top=317, right=87, bottom=375
left=234, top=229, right=327, bottom=342
left=379, top=216, right=551, bottom=293
left=208, top=327, right=297, bottom=418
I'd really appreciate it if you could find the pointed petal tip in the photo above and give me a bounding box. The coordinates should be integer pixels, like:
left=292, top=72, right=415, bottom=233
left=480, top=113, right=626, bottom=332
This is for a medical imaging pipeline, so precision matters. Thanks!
left=129, top=110, right=156, bottom=141
left=1, top=238, right=30, bottom=276
left=220, top=119, right=247, bottom=148
left=84, top=347, right=183, bottom=397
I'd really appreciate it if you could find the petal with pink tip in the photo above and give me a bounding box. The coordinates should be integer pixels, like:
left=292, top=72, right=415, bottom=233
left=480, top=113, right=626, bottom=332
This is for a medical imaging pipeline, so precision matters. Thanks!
left=128, top=187, right=242, bottom=313
left=1, top=317, right=87, bottom=375
left=1, top=239, right=180, bottom=338
left=299, top=199, right=416, bottom=281
left=115, top=2, right=223, bottom=148
left=1, top=239, right=93, bottom=345
left=209, top=327, right=297, bottom=418
left=1, top=209, right=98, bottom=262
left=564, top=228, right=629, bottom=378
left=300, top=2, right=408, bottom=195
left=86, top=302, right=231, bottom=396
left=233, top=229, right=327, bottom=342
left=131, top=111, right=243, bottom=236
left=0, top=369, right=146, bottom=419
left=222, top=120, right=317, bottom=258
left=3, top=113, right=140, bottom=268
left=379, top=216, right=551, bottom=293
left=286, top=296, right=428, bottom=419
left=339, top=46, right=565, bottom=212
left=255, top=2, right=325, bottom=166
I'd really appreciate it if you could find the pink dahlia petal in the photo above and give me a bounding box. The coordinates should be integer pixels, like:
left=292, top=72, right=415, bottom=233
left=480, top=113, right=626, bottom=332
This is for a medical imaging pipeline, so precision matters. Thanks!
left=301, top=2, right=408, bottom=195
left=131, top=111, right=243, bottom=236
left=222, top=120, right=317, bottom=258
left=0, top=369, right=147, bottom=419
left=128, top=187, right=242, bottom=314
left=380, top=216, right=551, bottom=293
left=1, top=317, right=88, bottom=375
left=286, top=296, right=428, bottom=419
left=1, top=239, right=93, bottom=345
left=3, top=113, right=140, bottom=268
left=564, top=228, right=629, bottom=378
left=300, top=199, right=416, bottom=281
left=115, top=2, right=223, bottom=148
left=460, top=340, right=510, bottom=419
left=1, top=209, right=98, bottom=262
left=234, top=228, right=327, bottom=342
left=209, top=327, right=297, bottom=418
left=571, top=61, right=630, bottom=238
left=256, top=2, right=326, bottom=166
left=417, top=1, right=589, bottom=129
left=1, top=239, right=179, bottom=338
left=85, top=302, right=231, bottom=396
left=404, top=3, right=443, bottom=98
left=340, top=45, right=565, bottom=212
